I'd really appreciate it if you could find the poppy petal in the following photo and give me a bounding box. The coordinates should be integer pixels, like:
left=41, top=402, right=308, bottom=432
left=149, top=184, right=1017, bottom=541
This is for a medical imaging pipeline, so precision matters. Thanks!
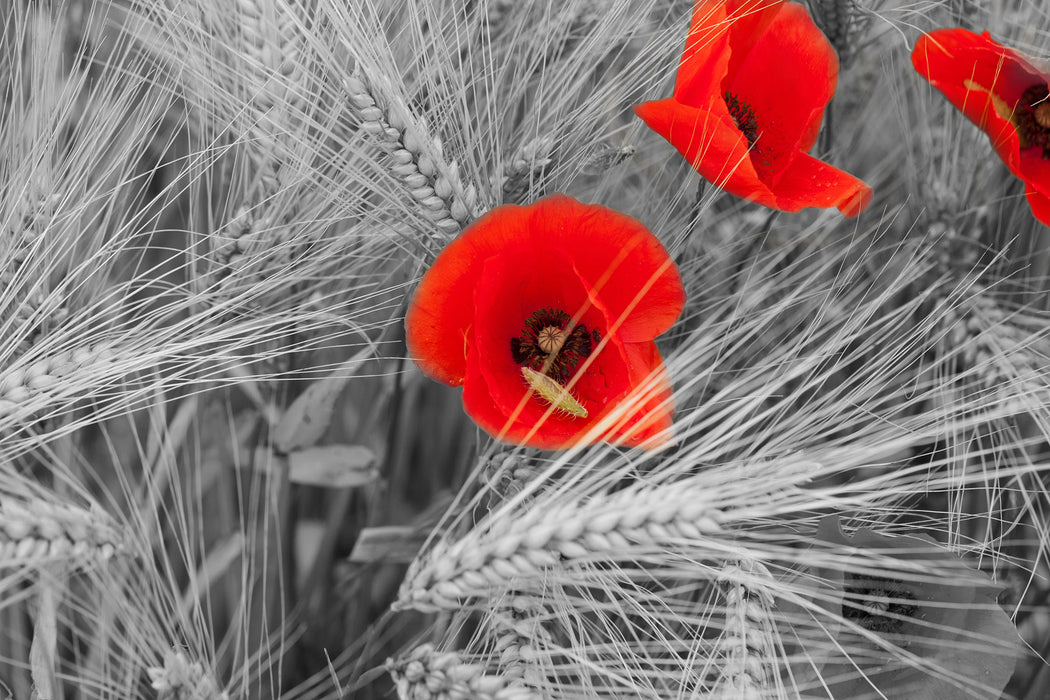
left=1024, top=182, right=1050, bottom=225
left=468, top=244, right=632, bottom=448
left=463, top=348, right=580, bottom=449
left=768, top=151, right=874, bottom=217
left=912, top=29, right=1039, bottom=114
left=405, top=205, right=529, bottom=386
left=472, top=245, right=625, bottom=442
left=606, top=341, right=676, bottom=449
left=722, top=0, right=783, bottom=79
left=912, top=28, right=1050, bottom=225
left=526, top=195, right=685, bottom=344
left=728, top=0, right=836, bottom=174
left=634, top=99, right=780, bottom=209
left=911, top=30, right=1038, bottom=174
left=1019, top=146, right=1050, bottom=200
left=407, top=195, right=685, bottom=451
left=636, top=0, right=870, bottom=216
left=674, top=0, right=732, bottom=108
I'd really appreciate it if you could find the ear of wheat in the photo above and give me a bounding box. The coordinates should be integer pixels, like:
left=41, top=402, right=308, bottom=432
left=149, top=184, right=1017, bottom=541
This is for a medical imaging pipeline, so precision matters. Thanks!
left=146, top=649, right=230, bottom=700
left=344, top=69, right=479, bottom=238
left=387, top=643, right=542, bottom=700
left=0, top=496, right=122, bottom=568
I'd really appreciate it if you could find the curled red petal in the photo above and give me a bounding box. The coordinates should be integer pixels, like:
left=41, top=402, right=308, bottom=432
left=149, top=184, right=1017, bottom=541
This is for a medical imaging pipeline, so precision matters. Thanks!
left=912, top=28, right=1050, bottom=224
left=523, top=195, right=685, bottom=344
left=634, top=99, right=779, bottom=208
left=767, top=152, right=873, bottom=217
left=604, top=341, right=676, bottom=449
left=911, top=30, right=1035, bottom=172
left=1024, top=182, right=1050, bottom=225
left=674, top=0, right=733, bottom=108
left=405, top=205, right=528, bottom=386
left=728, top=0, right=837, bottom=174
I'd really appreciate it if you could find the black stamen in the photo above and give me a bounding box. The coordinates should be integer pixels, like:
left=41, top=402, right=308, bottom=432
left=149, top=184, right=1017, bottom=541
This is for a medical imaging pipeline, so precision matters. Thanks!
left=724, top=91, right=760, bottom=148
left=842, top=575, right=918, bottom=635
left=1014, top=84, right=1050, bottom=158
left=509, top=308, right=600, bottom=385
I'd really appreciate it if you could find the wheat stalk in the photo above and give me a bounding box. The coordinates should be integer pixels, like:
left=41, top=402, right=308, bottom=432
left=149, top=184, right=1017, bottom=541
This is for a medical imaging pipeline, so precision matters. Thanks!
left=397, top=479, right=725, bottom=612
left=0, top=9, right=162, bottom=363
left=123, top=0, right=335, bottom=302
left=0, top=173, right=65, bottom=356
left=497, top=135, right=635, bottom=204
left=147, top=649, right=230, bottom=700
left=2, top=1, right=1048, bottom=698
left=497, top=134, right=556, bottom=204
left=344, top=68, right=479, bottom=237
left=204, top=200, right=306, bottom=297
left=961, top=293, right=1048, bottom=397
left=387, top=643, right=541, bottom=700
left=580, top=142, right=636, bottom=175
left=170, top=0, right=308, bottom=186
left=485, top=596, right=556, bottom=689
left=481, top=450, right=542, bottom=503
left=934, top=282, right=1050, bottom=411
left=708, top=561, right=778, bottom=700
left=181, top=0, right=316, bottom=292
left=805, top=0, right=872, bottom=67
left=0, top=496, right=122, bottom=568
left=0, top=344, right=119, bottom=420
left=483, top=0, right=519, bottom=31
left=234, top=0, right=307, bottom=175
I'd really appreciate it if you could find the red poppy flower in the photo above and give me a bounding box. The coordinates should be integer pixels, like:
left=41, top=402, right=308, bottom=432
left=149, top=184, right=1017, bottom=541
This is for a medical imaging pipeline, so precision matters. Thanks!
left=912, top=28, right=1050, bottom=225
left=405, top=194, right=685, bottom=450
left=634, top=0, right=872, bottom=217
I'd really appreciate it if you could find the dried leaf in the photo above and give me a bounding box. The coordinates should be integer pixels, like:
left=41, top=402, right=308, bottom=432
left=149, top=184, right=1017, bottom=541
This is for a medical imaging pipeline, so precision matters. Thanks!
left=349, top=526, right=427, bottom=564
left=180, top=534, right=244, bottom=616
left=286, top=445, right=378, bottom=488
left=273, top=376, right=349, bottom=453
left=30, top=577, right=61, bottom=700
left=294, top=520, right=327, bottom=587
left=273, top=347, right=373, bottom=453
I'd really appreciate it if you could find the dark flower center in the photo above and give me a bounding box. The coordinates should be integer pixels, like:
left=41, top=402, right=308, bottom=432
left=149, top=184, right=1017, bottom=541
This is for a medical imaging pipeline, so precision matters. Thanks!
left=510, top=307, right=601, bottom=385
left=1014, top=84, right=1050, bottom=158
left=724, top=91, right=760, bottom=148
left=842, top=574, right=919, bottom=635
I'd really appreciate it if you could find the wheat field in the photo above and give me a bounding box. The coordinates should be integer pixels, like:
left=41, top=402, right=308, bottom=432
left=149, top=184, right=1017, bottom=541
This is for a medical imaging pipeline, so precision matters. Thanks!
left=1, top=0, right=1049, bottom=698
